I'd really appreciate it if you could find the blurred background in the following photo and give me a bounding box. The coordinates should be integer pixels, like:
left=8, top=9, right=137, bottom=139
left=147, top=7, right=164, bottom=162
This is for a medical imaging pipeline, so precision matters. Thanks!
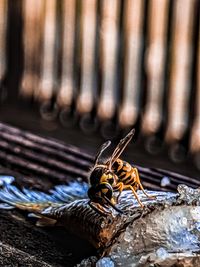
left=0, top=0, right=199, bottom=179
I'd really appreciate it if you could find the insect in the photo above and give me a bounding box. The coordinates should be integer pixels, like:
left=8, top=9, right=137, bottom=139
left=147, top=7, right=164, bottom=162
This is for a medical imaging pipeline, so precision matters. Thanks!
left=88, top=129, right=155, bottom=215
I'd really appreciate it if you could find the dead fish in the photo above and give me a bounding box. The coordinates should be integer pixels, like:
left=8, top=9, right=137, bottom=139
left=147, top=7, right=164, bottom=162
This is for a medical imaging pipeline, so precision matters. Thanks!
left=0, top=181, right=199, bottom=266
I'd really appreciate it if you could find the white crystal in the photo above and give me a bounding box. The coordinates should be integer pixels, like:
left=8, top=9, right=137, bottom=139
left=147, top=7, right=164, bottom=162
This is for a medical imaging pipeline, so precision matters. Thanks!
left=160, top=176, right=171, bottom=187
left=96, top=257, right=115, bottom=267
left=156, top=247, right=168, bottom=260
left=190, top=207, right=200, bottom=220
left=124, top=230, right=133, bottom=242
left=180, top=217, right=188, bottom=227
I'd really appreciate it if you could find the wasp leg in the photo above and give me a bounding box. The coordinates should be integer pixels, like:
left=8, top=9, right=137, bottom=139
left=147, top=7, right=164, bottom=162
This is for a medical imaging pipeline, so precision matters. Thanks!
left=114, top=182, right=129, bottom=203
left=116, top=182, right=144, bottom=208
left=114, top=182, right=124, bottom=203
left=133, top=168, right=156, bottom=199
left=88, top=201, right=110, bottom=217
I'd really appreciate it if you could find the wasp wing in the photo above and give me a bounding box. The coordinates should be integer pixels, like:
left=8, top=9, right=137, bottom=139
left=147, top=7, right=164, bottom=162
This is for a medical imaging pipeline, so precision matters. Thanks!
left=108, top=128, right=135, bottom=169
left=94, top=140, right=111, bottom=166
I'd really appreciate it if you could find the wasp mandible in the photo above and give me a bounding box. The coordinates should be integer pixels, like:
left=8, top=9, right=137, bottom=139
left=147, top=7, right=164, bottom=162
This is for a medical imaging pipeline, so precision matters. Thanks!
left=88, top=129, right=155, bottom=215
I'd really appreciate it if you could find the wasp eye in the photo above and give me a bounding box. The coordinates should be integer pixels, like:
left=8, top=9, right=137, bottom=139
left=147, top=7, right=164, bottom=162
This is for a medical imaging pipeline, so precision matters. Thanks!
left=90, top=167, right=105, bottom=186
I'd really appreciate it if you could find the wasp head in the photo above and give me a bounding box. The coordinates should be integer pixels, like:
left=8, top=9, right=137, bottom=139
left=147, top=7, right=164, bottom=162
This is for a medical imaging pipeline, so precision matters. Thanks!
left=87, top=181, right=123, bottom=214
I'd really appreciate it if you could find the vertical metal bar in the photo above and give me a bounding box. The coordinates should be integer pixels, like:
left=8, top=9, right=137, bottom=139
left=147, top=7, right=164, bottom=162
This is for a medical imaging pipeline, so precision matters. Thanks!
left=37, top=0, right=57, bottom=100
left=76, top=0, right=97, bottom=114
left=190, top=21, right=200, bottom=153
left=165, top=0, right=195, bottom=143
left=97, top=0, right=119, bottom=120
left=142, top=0, right=169, bottom=135
left=0, top=0, right=8, bottom=83
left=21, top=0, right=44, bottom=98
left=119, top=0, right=144, bottom=128
left=57, top=0, right=76, bottom=107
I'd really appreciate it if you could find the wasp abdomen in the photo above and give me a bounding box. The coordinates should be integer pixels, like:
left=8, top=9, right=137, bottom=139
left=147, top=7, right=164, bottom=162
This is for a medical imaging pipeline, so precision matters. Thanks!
left=113, top=159, right=132, bottom=176
left=112, top=159, right=137, bottom=188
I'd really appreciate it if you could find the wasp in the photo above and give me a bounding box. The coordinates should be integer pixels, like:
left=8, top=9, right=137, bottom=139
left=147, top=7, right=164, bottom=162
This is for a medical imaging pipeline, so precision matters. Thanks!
left=88, top=129, right=155, bottom=215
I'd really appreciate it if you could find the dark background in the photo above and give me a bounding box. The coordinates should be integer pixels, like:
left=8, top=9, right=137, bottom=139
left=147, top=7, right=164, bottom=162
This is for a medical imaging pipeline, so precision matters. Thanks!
left=0, top=0, right=200, bottom=180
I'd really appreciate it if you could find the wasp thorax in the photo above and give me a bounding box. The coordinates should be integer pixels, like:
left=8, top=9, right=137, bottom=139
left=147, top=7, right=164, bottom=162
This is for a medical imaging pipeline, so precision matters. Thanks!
left=89, top=166, right=116, bottom=187
left=112, top=158, right=122, bottom=171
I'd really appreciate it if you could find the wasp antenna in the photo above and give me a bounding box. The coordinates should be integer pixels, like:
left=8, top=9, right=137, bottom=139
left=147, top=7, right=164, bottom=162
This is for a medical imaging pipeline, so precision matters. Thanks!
left=102, top=195, right=123, bottom=214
